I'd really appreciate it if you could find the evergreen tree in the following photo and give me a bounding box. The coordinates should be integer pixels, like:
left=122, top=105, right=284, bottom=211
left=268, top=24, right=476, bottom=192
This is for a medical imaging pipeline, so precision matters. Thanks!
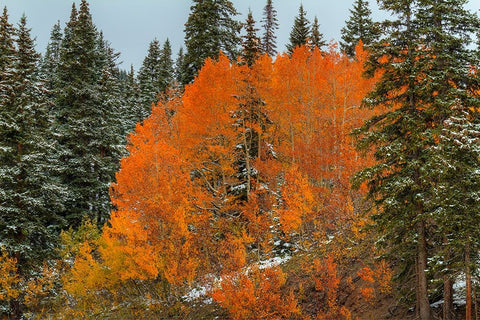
left=415, top=1, right=480, bottom=318
left=431, top=104, right=480, bottom=320
left=340, top=0, right=378, bottom=57
left=261, top=0, right=278, bottom=56
left=58, top=2, right=78, bottom=66
left=0, top=13, right=63, bottom=318
left=137, top=38, right=174, bottom=120
left=353, top=0, right=431, bottom=313
left=0, top=11, right=22, bottom=318
left=0, top=7, right=15, bottom=90
left=182, top=0, right=241, bottom=84
left=241, top=10, right=261, bottom=67
left=137, top=38, right=162, bottom=118
left=174, top=46, right=186, bottom=85
left=309, top=16, right=326, bottom=50
left=120, top=65, right=142, bottom=132
left=159, top=38, right=174, bottom=91
left=354, top=0, right=480, bottom=318
left=96, top=33, right=126, bottom=157
left=54, top=0, right=120, bottom=227
left=39, top=21, right=62, bottom=92
left=286, top=4, right=310, bottom=54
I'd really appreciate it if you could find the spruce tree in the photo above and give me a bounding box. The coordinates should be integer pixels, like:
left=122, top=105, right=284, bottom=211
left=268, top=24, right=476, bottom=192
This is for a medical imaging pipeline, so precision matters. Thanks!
left=354, top=0, right=480, bottom=318
left=431, top=105, right=480, bottom=320
left=137, top=38, right=174, bottom=119
left=96, top=33, right=126, bottom=159
left=39, top=21, right=62, bottom=92
left=159, top=38, right=174, bottom=91
left=63, top=3, right=77, bottom=45
left=0, top=7, right=15, bottom=92
left=120, top=65, right=142, bottom=131
left=54, top=0, right=120, bottom=227
left=0, top=13, right=63, bottom=318
left=415, top=1, right=480, bottom=318
left=174, top=46, right=186, bottom=85
left=182, top=0, right=241, bottom=84
left=261, top=0, right=279, bottom=56
left=0, top=11, right=19, bottom=317
left=353, top=1, right=431, bottom=318
left=241, top=10, right=261, bottom=67
left=340, top=0, right=378, bottom=56
left=310, top=16, right=326, bottom=50
left=137, top=38, right=162, bottom=118
left=286, top=4, right=310, bottom=54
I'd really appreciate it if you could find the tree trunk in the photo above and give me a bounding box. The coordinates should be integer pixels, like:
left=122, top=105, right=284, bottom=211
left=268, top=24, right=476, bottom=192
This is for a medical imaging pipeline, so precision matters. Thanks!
left=466, top=242, right=472, bottom=320
left=444, top=236, right=454, bottom=320
left=9, top=298, right=22, bottom=320
left=443, top=274, right=454, bottom=320
left=416, top=220, right=432, bottom=320
left=474, top=284, right=478, bottom=320
left=416, top=259, right=420, bottom=318
left=242, top=119, right=251, bottom=199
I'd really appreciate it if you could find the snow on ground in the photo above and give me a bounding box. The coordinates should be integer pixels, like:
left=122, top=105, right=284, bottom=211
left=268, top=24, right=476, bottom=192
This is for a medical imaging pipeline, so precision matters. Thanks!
left=258, top=255, right=291, bottom=270
left=183, top=255, right=291, bottom=303
left=430, top=275, right=469, bottom=308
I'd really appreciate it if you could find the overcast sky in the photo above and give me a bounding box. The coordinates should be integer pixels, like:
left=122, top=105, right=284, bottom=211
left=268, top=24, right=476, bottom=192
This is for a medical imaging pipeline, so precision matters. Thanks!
left=2, top=0, right=479, bottom=71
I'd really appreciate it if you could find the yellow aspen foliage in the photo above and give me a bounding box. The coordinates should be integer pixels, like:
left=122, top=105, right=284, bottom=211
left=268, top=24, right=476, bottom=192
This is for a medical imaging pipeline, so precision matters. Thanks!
left=0, top=249, right=20, bottom=301
left=23, top=263, right=61, bottom=318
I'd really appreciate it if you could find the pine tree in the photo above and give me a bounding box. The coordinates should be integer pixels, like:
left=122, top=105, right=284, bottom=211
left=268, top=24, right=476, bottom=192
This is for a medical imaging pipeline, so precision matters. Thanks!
left=241, top=10, right=261, bottom=67
left=14, top=13, right=65, bottom=257
left=309, top=16, right=326, bottom=50
left=353, top=1, right=430, bottom=318
left=63, top=3, right=77, bottom=43
left=261, top=0, right=278, bottom=56
left=159, top=38, right=174, bottom=91
left=137, top=38, right=162, bottom=118
left=96, top=33, right=126, bottom=158
left=0, top=13, right=63, bottom=318
left=0, top=7, right=15, bottom=93
left=340, top=0, right=378, bottom=57
left=0, top=11, right=21, bottom=318
left=137, top=38, right=173, bottom=121
left=39, top=21, right=62, bottom=92
left=431, top=105, right=480, bottom=320
left=414, top=1, right=480, bottom=318
left=354, top=0, right=480, bottom=318
left=286, top=4, right=310, bottom=54
left=54, top=0, right=120, bottom=227
left=120, top=65, right=142, bottom=131
left=182, top=0, right=241, bottom=84
left=174, top=46, right=186, bottom=85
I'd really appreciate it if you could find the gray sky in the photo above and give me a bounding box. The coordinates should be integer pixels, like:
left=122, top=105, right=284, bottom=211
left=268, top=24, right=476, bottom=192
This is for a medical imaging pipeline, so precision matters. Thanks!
left=2, top=0, right=479, bottom=71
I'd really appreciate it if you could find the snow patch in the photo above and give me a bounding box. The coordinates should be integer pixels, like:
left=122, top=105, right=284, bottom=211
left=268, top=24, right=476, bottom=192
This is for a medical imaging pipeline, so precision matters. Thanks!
left=183, top=255, right=291, bottom=303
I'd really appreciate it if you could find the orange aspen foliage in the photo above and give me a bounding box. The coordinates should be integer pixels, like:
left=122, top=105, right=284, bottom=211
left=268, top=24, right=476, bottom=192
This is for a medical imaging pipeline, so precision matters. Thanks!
left=107, top=90, right=205, bottom=286
left=240, top=188, right=275, bottom=255
left=357, top=266, right=376, bottom=303
left=62, top=42, right=382, bottom=319
left=356, top=261, right=393, bottom=304
left=64, top=92, right=208, bottom=316
left=278, top=166, right=320, bottom=250
left=313, top=255, right=351, bottom=320
left=265, top=43, right=378, bottom=231
left=212, top=266, right=299, bottom=320
left=176, top=53, right=285, bottom=269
